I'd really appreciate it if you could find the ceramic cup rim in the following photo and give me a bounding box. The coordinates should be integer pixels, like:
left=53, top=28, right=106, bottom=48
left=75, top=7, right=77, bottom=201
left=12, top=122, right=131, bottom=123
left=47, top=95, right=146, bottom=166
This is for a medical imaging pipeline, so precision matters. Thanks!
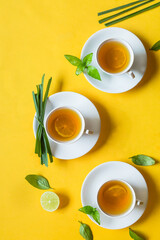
left=96, top=38, right=134, bottom=76
left=44, top=106, right=85, bottom=144
left=97, top=179, right=136, bottom=218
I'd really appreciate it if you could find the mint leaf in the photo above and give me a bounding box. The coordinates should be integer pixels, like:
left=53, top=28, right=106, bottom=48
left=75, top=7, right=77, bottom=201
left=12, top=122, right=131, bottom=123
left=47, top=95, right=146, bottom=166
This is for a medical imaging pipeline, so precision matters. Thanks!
left=79, top=221, right=93, bottom=240
left=129, top=154, right=155, bottom=166
left=129, top=228, right=144, bottom=240
left=79, top=205, right=100, bottom=225
left=75, top=63, right=85, bottom=75
left=82, top=53, right=93, bottom=66
left=87, top=65, right=101, bottom=81
left=25, top=175, right=53, bottom=190
left=150, top=40, right=160, bottom=51
left=64, top=55, right=82, bottom=66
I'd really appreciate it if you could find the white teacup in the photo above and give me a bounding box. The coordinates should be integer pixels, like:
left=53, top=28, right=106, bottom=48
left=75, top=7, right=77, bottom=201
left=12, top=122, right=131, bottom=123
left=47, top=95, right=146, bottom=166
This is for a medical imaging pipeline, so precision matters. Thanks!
left=97, top=179, right=143, bottom=218
left=44, top=106, right=93, bottom=144
left=96, top=38, right=135, bottom=79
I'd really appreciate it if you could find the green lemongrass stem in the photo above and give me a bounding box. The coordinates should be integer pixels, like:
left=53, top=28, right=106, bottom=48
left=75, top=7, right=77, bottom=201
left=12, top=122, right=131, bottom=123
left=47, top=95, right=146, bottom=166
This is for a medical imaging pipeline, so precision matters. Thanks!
left=35, top=125, right=41, bottom=155
left=39, top=84, right=43, bottom=120
left=43, top=130, right=53, bottom=163
left=35, top=116, right=45, bottom=128
left=99, top=0, right=154, bottom=23
left=32, top=75, right=53, bottom=166
left=39, top=74, right=45, bottom=118
left=41, top=135, right=47, bottom=166
left=42, top=130, right=48, bottom=167
left=32, top=91, right=39, bottom=118
left=42, top=77, right=52, bottom=119
left=36, top=85, right=40, bottom=112
left=35, top=117, right=53, bottom=163
left=105, top=2, right=160, bottom=27
left=98, top=0, right=147, bottom=16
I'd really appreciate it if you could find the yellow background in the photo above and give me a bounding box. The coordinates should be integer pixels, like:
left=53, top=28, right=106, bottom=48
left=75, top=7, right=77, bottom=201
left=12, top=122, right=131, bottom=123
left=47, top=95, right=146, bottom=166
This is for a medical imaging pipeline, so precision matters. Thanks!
left=0, top=0, right=160, bottom=239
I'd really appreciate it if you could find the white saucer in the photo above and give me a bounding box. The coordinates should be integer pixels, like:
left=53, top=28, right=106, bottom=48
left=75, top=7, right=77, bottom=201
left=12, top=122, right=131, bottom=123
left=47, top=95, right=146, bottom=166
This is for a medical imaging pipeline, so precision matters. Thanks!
left=81, top=27, right=147, bottom=93
left=81, top=161, right=148, bottom=229
left=33, top=92, right=101, bottom=160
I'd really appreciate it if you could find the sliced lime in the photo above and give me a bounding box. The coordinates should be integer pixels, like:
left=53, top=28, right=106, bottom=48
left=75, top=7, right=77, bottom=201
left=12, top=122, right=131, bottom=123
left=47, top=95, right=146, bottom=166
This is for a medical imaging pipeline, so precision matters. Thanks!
left=40, top=191, right=60, bottom=212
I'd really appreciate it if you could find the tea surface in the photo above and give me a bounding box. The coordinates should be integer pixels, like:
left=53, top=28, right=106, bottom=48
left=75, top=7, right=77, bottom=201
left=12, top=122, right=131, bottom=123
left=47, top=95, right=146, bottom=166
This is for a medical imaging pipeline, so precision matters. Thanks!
left=98, top=180, right=133, bottom=215
left=46, top=108, right=82, bottom=141
left=97, top=41, right=130, bottom=73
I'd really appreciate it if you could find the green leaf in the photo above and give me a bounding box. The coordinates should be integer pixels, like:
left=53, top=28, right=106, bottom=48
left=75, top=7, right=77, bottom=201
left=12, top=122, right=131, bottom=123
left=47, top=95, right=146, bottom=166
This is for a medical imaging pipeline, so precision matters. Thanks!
left=129, top=228, right=144, bottom=240
left=25, top=175, right=53, bottom=190
left=79, top=221, right=93, bottom=240
left=82, top=53, right=93, bottom=66
left=79, top=206, right=100, bottom=225
left=91, top=210, right=100, bottom=225
left=79, top=206, right=95, bottom=214
left=64, top=55, right=82, bottom=66
left=129, top=154, right=155, bottom=166
left=75, top=63, right=85, bottom=75
left=150, top=40, right=160, bottom=51
left=87, top=65, right=101, bottom=81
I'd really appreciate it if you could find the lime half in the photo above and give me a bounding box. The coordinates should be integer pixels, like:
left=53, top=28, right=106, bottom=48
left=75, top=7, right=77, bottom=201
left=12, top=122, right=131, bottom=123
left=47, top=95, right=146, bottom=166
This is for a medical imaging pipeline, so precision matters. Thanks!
left=40, top=192, right=60, bottom=212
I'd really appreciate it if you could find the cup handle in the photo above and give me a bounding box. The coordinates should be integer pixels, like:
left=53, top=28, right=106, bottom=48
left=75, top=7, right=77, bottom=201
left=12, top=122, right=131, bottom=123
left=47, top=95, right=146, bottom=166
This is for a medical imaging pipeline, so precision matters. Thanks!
left=136, top=199, right=143, bottom=206
left=84, top=129, right=94, bottom=135
left=127, top=70, right=135, bottom=79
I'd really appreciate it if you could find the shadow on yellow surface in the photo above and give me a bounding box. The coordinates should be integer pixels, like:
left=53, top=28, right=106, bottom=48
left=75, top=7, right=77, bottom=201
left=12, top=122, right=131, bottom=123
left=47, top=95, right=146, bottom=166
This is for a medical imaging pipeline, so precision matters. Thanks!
left=53, top=76, right=64, bottom=94
left=56, top=192, right=70, bottom=209
left=128, top=35, right=158, bottom=93
left=88, top=100, right=113, bottom=154
left=135, top=166, right=159, bottom=225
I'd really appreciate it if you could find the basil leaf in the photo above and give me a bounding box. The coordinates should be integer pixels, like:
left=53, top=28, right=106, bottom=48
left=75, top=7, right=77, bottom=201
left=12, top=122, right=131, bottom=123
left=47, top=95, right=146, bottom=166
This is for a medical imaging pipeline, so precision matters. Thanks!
left=129, top=228, right=144, bottom=240
left=91, top=210, right=100, bottom=225
left=79, top=221, right=93, bottom=240
left=79, top=206, right=95, bottom=214
left=75, top=63, right=85, bottom=76
left=25, top=175, right=53, bottom=190
left=87, top=65, right=101, bottom=81
left=150, top=40, right=160, bottom=51
left=82, top=53, right=93, bottom=66
left=64, top=55, right=82, bottom=66
left=129, top=154, right=155, bottom=166
left=79, top=206, right=100, bottom=225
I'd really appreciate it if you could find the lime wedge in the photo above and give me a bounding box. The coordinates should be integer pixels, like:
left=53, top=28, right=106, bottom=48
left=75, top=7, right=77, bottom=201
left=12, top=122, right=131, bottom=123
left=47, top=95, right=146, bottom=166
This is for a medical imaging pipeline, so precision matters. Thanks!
left=40, top=191, right=60, bottom=212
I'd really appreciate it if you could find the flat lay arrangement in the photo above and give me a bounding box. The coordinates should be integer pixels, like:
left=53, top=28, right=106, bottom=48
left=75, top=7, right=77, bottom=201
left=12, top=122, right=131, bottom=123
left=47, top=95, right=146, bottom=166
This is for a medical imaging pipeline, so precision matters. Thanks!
left=1, top=0, right=160, bottom=240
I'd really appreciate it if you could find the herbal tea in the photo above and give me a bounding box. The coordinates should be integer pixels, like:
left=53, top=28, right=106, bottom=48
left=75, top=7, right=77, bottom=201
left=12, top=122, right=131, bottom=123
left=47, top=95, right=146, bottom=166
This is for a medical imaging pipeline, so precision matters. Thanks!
left=46, top=108, right=82, bottom=142
left=97, top=180, right=133, bottom=216
left=97, top=41, right=130, bottom=73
